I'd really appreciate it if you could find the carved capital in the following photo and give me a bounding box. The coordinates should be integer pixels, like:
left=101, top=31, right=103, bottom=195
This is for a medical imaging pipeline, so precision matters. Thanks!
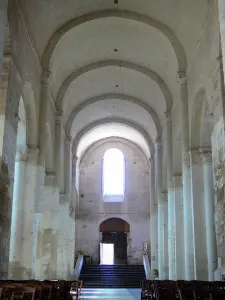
left=26, top=148, right=40, bottom=163
left=164, top=110, right=171, bottom=119
left=65, top=135, right=72, bottom=147
left=55, top=109, right=63, bottom=124
left=41, top=69, right=51, bottom=86
left=173, top=173, right=182, bottom=188
left=189, top=148, right=202, bottom=165
left=45, top=171, right=56, bottom=186
left=15, top=149, right=28, bottom=162
left=200, top=148, right=212, bottom=163
left=155, top=138, right=162, bottom=150
left=177, top=70, right=188, bottom=86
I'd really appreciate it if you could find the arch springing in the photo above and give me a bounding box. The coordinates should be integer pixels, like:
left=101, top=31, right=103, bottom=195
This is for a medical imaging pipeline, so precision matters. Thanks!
left=103, top=148, right=125, bottom=202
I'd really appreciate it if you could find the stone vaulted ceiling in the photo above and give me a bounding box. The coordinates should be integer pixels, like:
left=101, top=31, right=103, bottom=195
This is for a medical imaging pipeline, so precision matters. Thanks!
left=20, top=0, right=213, bottom=158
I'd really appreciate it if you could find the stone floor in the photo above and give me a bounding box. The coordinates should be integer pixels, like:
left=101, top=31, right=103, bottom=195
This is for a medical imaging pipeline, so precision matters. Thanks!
left=79, top=288, right=141, bottom=299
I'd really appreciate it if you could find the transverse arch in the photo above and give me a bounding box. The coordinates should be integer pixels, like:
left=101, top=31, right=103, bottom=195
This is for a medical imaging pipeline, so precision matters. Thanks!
left=56, top=60, right=173, bottom=111
left=65, top=93, right=162, bottom=139
left=42, top=10, right=186, bottom=70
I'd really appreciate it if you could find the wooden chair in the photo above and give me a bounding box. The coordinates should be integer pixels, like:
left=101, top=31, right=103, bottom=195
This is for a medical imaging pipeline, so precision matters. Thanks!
left=140, top=280, right=153, bottom=300
left=11, top=286, right=36, bottom=300
left=154, top=280, right=177, bottom=300
left=193, top=290, right=211, bottom=300
left=210, top=291, right=225, bottom=300
left=69, top=282, right=79, bottom=300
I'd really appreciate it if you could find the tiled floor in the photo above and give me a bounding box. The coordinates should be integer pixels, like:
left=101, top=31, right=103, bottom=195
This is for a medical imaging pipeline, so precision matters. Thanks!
left=79, top=288, right=141, bottom=299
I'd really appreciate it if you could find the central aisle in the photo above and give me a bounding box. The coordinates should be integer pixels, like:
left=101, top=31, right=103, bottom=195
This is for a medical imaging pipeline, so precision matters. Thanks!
left=80, top=288, right=141, bottom=299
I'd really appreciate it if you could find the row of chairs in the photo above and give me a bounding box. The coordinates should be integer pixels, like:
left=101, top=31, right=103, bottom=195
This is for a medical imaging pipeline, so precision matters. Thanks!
left=0, top=280, right=83, bottom=300
left=141, top=280, right=225, bottom=300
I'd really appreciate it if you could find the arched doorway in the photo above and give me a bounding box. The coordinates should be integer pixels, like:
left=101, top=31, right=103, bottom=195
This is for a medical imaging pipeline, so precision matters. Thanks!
left=99, top=218, right=130, bottom=265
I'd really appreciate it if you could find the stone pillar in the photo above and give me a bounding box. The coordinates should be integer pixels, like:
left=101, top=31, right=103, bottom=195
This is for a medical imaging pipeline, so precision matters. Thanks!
left=71, top=154, right=78, bottom=218
left=8, top=149, right=27, bottom=279
left=173, top=173, right=184, bottom=279
left=38, top=173, right=59, bottom=280
left=55, top=110, right=64, bottom=194
left=178, top=71, right=195, bottom=279
left=201, top=149, right=217, bottom=280
left=57, top=201, right=70, bottom=279
left=189, top=149, right=207, bottom=280
left=219, top=0, right=225, bottom=85
left=0, top=0, right=8, bottom=73
left=162, top=190, right=169, bottom=279
left=64, top=136, right=72, bottom=202
left=150, top=156, right=158, bottom=272
left=22, top=148, right=39, bottom=279
left=155, top=139, right=164, bottom=279
left=164, top=110, right=175, bottom=279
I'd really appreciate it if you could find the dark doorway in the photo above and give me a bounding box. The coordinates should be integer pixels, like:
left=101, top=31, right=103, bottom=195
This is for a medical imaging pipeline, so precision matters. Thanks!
left=99, top=218, right=130, bottom=264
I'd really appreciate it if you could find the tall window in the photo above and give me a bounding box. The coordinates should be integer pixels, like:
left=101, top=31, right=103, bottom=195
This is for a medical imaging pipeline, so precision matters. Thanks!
left=103, top=148, right=125, bottom=202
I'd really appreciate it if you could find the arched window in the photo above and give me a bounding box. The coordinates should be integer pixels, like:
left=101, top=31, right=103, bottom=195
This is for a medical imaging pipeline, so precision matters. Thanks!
left=103, top=148, right=125, bottom=202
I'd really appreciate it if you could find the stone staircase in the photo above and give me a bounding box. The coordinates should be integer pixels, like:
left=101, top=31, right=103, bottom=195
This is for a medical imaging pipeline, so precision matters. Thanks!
left=79, top=264, right=145, bottom=288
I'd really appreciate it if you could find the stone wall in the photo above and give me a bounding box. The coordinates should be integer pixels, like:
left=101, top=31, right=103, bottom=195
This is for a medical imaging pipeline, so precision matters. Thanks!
left=75, top=139, right=150, bottom=264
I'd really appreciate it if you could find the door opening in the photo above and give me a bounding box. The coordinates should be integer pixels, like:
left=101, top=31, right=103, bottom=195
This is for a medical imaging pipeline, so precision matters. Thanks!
left=100, top=243, right=114, bottom=265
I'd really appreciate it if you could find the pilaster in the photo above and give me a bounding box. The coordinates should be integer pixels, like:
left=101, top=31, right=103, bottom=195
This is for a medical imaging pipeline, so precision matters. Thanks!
left=8, top=149, right=28, bottom=279
left=177, top=70, right=195, bottom=280
left=173, top=173, right=184, bottom=279
left=189, top=149, right=208, bottom=280
left=201, top=149, right=217, bottom=280
left=22, top=148, right=39, bottom=279
left=150, top=156, right=158, bottom=272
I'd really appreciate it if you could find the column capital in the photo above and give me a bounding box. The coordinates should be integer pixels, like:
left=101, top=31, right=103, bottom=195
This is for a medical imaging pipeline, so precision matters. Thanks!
left=189, top=148, right=202, bottom=165
left=45, top=171, right=56, bottom=186
left=164, top=110, right=172, bottom=119
left=15, top=149, right=28, bottom=162
left=26, top=148, right=40, bottom=163
left=161, top=189, right=168, bottom=195
left=155, top=138, right=162, bottom=149
left=200, top=148, right=212, bottom=163
left=72, top=154, right=78, bottom=161
left=41, top=69, right=51, bottom=86
left=149, top=156, right=155, bottom=163
left=55, top=109, right=63, bottom=122
left=177, top=69, right=188, bottom=86
left=65, top=135, right=72, bottom=146
left=173, top=173, right=182, bottom=188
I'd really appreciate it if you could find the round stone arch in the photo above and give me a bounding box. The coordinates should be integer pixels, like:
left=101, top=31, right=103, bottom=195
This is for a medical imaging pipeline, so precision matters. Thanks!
left=41, top=9, right=186, bottom=71
left=65, top=93, right=162, bottom=139
left=72, top=117, right=155, bottom=159
left=79, top=136, right=150, bottom=167
left=99, top=218, right=130, bottom=233
left=56, top=60, right=173, bottom=111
